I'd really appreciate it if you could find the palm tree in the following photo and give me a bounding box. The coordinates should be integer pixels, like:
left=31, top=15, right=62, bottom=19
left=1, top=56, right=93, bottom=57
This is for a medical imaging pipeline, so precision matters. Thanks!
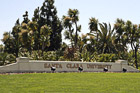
left=99, top=23, right=115, bottom=53
left=62, top=16, right=74, bottom=45
left=89, top=17, right=99, bottom=35
left=127, top=24, right=140, bottom=69
left=89, top=17, right=99, bottom=49
left=68, top=9, right=81, bottom=47
left=63, top=9, right=81, bottom=47
left=96, top=23, right=117, bottom=54
left=78, top=34, right=97, bottom=62
left=114, top=19, right=127, bottom=55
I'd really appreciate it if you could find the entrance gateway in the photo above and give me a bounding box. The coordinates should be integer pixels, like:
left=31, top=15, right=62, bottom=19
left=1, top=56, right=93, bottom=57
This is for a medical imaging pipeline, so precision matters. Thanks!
left=0, top=57, right=139, bottom=73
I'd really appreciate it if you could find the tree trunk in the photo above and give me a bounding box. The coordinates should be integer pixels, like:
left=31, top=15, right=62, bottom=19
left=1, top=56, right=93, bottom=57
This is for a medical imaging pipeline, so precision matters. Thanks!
left=16, top=50, right=18, bottom=58
left=135, top=47, right=138, bottom=69
left=42, top=42, right=45, bottom=56
left=75, top=22, right=78, bottom=48
left=75, top=30, right=78, bottom=47
left=16, top=39, right=19, bottom=58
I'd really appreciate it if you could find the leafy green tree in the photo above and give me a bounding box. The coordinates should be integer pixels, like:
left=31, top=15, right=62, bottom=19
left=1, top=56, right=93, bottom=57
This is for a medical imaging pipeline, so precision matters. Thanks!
left=0, top=44, right=4, bottom=53
left=40, top=25, right=52, bottom=54
left=0, top=52, right=8, bottom=65
left=127, top=24, right=140, bottom=69
left=2, top=32, right=15, bottom=54
left=114, top=19, right=140, bottom=69
left=2, top=31, right=21, bottom=58
left=27, top=21, right=38, bottom=55
left=20, top=11, right=38, bottom=55
left=2, top=0, right=63, bottom=58
left=114, top=19, right=128, bottom=58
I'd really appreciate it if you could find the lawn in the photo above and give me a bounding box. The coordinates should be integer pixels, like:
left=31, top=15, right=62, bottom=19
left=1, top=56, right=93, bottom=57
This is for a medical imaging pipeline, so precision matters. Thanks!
left=0, top=73, right=140, bottom=93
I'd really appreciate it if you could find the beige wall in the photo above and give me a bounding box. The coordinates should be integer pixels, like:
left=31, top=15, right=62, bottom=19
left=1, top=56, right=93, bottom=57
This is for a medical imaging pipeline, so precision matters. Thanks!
left=0, top=57, right=139, bottom=73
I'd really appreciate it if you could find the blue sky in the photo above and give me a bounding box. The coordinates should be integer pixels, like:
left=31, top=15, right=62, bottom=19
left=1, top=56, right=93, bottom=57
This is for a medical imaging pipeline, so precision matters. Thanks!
left=0, top=0, right=140, bottom=44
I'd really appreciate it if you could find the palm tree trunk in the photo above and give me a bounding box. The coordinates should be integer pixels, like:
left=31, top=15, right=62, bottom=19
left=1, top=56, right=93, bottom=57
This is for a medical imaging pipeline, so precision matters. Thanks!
left=75, top=22, right=78, bottom=48
left=69, top=26, right=73, bottom=46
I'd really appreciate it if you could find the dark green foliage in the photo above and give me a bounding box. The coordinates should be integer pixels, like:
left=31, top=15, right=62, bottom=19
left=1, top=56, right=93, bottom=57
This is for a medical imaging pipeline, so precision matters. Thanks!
left=0, top=45, right=4, bottom=53
left=0, top=53, right=8, bottom=65
left=1, top=0, right=140, bottom=69
left=2, top=0, right=63, bottom=58
left=40, top=0, right=63, bottom=51
left=0, top=53, right=16, bottom=66
left=127, top=50, right=140, bottom=68
left=11, top=19, right=21, bottom=57
left=22, top=11, right=30, bottom=24
left=2, top=32, right=17, bottom=55
left=43, top=51, right=59, bottom=61
left=97, top=54, right=118, bottom=62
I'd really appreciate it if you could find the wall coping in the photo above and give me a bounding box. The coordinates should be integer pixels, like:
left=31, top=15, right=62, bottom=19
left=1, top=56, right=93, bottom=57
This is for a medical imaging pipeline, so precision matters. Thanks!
left=16, top=57, right=29, bottom=63
left=115, top=60, right=128, bottom=65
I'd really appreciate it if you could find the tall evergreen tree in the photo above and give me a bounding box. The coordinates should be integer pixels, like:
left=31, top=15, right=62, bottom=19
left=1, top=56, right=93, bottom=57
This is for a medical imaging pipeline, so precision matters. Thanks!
left=32, top=7, right=40, bottom=50
left=2, top=32, right=15, bottom=54
left=40, top=0, right=63, bottom=51
left=11, top=19, right=21, bottom=57
left=22, top=11, right=30, bottom=24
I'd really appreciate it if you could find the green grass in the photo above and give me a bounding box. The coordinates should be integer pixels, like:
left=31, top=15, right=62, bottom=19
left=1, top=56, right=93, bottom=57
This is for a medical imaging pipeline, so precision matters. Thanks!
left=0, top=73, right=140, bottom=93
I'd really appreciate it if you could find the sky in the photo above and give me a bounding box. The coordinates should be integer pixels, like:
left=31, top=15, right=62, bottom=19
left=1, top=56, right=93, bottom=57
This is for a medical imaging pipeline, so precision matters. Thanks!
left=0, top=0, right=140, bottom=44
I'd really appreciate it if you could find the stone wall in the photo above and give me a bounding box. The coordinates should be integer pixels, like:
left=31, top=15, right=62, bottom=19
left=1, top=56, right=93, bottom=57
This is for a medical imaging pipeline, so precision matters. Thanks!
left=0, top=57, right=139, bottom=73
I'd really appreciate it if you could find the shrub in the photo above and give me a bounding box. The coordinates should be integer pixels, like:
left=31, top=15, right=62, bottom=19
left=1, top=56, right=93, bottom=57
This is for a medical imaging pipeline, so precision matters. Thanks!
left=0, top=53, right=16, bottom=66
left=97, top=54, right=118, bottom=62
left=6, top=54, right=16, bottom=64
left=43, top=51, right=57, bottom=61
left=64, top=46, right=81, bottom=61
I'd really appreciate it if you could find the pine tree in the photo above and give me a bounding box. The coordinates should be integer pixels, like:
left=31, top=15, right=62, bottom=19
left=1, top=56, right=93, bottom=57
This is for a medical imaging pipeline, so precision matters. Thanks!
left=40, top=0, right=63, bottom=51
left=32, top=7, right=40, bottom=50
left=11, top=19, right=21, bottom=57
left=22, top=11, right=30, bottom=24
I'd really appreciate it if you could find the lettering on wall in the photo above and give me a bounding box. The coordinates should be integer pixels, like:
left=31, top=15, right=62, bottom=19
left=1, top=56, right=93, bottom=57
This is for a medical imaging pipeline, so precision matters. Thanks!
left=44, top=63, right=112, bottom=69
left=44, top=63, right=62, bottom=68
left=87, top=64, right=112, bottom=69
left=66, top=64, right=83, bottom=68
